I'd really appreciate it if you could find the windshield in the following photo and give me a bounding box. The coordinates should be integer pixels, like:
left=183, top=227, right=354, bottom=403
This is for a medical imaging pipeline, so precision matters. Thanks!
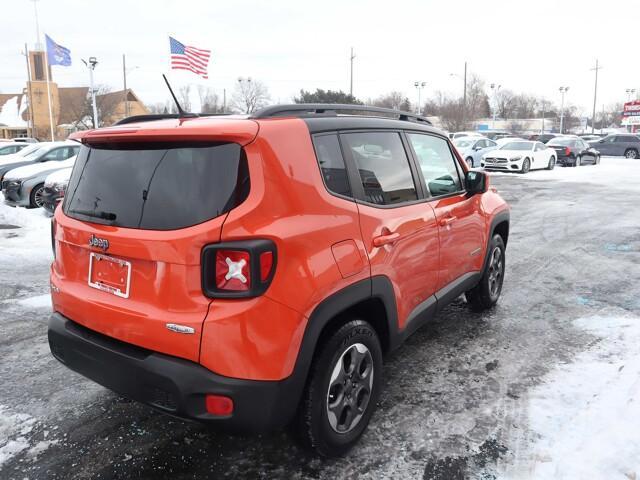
left=454, top=139, right=475, bottom=148
left=500, top=142, right=532, bottom=151
left=22, top=147, right=45, bottom=160
left=64, top=142, right=250, bottom=230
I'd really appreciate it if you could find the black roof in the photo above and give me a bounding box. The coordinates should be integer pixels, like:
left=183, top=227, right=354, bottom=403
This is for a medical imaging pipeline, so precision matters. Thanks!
left=302, top=116, right=444, bottom=135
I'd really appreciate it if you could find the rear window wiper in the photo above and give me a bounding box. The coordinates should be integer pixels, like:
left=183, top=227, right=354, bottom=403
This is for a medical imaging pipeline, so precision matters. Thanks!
left=70, top=209, right=117, bottom=221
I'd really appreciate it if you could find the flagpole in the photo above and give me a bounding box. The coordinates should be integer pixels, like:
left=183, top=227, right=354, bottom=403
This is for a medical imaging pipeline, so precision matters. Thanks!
left=44, top=47, right=55, bottom=141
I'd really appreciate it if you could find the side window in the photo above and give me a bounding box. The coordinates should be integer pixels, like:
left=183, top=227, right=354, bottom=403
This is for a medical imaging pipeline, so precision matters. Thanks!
left=407, top=133, right=463, bottom=197
left=341, top=131, right=417, bottom=205
left=42, top=148, right=63, bottom=161
left=487, top=140, right=497, bottom=148
left=312, top=134, right=352, bottom=198
left=476, top=140, right=487, bottom=149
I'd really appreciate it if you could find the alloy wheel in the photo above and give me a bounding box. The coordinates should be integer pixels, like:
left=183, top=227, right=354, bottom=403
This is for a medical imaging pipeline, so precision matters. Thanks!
left=487, top=246, right=504, bottom=299
left=326, top=343, right=374, bottom=434
left=625, top=149, right=638, bottom=159
left=33, top=187, right=45, bottom=208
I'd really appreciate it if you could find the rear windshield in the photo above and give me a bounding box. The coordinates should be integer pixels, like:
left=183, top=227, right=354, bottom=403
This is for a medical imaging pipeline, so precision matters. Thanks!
left=548, top=138, right=575, bottom=146
left=64, top=142, right=249, bottom=230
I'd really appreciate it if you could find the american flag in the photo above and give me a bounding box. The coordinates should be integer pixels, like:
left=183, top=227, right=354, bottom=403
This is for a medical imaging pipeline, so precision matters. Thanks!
left=169, top=36, right=211, bottom=79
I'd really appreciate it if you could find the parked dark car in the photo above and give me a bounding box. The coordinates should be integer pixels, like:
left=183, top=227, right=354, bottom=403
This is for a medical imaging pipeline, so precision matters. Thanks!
left=588, top=134, right=640, bottom=158
left=548, top=137, right=600, bottom=166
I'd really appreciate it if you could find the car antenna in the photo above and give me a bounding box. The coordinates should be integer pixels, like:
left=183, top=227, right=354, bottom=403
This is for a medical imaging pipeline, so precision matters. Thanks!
left=162, top=74, right=198, bottom=118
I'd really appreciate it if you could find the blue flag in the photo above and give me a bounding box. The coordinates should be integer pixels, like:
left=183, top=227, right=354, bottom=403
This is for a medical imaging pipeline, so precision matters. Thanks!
left=45, top=34, right=71, bottom=66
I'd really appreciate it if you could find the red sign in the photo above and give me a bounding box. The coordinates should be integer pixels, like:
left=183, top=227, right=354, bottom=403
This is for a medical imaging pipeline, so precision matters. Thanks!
left=623, top=100, right=640, bottom=116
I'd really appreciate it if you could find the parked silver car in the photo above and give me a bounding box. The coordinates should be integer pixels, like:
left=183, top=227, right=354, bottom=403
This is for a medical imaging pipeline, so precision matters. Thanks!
left=2, top=155, right=77, bottom=208
left=453, top=136, right=498, bottom=168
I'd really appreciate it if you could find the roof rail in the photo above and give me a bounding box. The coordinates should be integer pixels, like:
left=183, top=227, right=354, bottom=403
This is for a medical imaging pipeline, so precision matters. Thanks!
left=250, top=104, right=432, bottom=125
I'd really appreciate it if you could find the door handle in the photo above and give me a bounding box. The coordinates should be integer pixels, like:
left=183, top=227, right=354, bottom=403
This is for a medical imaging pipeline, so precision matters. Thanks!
left=439, top=216, right=457, bottom=227
left=372, top=232, right=400, bottom=247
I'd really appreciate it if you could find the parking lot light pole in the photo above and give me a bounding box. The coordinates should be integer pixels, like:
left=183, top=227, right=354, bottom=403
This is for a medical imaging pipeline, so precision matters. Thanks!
left=414, top=81, right=426, bottom=115
left=559, top=86, right=569, bottom=134
left=82, top=57, right=99, bottom=128
left=490, top=83, right=501, bottom=129
left=626, top=88, right=636, bottom=102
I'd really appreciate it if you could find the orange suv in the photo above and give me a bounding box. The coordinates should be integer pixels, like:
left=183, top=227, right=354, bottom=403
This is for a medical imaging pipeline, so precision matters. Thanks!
left=48, top=104, right=509, bottom=456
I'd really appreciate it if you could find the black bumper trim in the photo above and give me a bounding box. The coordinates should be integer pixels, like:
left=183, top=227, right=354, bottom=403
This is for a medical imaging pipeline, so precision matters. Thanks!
left=48, top=312, right=299, bottom=432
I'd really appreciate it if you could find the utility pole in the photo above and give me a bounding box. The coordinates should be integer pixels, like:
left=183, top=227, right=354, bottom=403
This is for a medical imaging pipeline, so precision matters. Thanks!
left=349, top=47, right=355, bottom=97
left=541, top=100, right=546, bottom=134
left=591, top=59, right=602, bottom=134
left=462, top=61, right=467, bottom=129
left=83, top=57, right=99, bottom=128
left=559, top=86, right=569, bottom=134
left=23, top=44, right=35, bottom=138
left=122, top=54, right=128, bottom=118
left=490, top=83, right=501, bottom=129
left=223, top=88, right=226, bottom=113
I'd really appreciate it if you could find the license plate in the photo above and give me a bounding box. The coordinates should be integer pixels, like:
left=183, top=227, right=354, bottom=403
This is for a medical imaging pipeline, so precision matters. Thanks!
left=88, top=252, right=131, bottom=298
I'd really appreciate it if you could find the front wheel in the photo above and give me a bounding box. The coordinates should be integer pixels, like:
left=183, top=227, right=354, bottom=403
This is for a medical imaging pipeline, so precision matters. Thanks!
left=295, top=320, right=382, bottom=457
left=29, top=183, right=45, bottom=208
left=520, top=158, right=531, bottom=174
left=466, top=234, right=506, bottom=312
left=595, top=154, right=600, bottom=164
left=574, top=155, right=581, bottom=167
left=547, top=156, right=556, bottom=170
left=466, top=157, right=474, bottom=168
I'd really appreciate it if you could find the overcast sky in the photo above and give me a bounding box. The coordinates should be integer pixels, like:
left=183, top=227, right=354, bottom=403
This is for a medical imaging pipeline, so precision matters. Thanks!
left=1, top=0, right=637, bottom=115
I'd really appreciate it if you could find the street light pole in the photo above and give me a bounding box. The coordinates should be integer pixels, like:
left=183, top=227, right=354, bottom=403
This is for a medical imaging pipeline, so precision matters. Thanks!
left=349, top=47, right=355, bottom=97
left=414, top=81, right=426, bottom=115
left=490, top=83, right=501, bottom=129
left=82, top=57, right=99, bottom=128
left=462, top=61, right=467, bottom=128
left=591, top=59, right=602, bottom=134
left=559, top=86, right=569, bottom=134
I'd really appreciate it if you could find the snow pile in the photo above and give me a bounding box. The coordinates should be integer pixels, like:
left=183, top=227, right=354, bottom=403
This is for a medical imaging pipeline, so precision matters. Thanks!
left=0, top=406, right=36, bottom=467
left=0, top=200, right=51, bottom=263
left=0, top=95, right=27, bottom=127
left=502, top=315, right=640, bottom=479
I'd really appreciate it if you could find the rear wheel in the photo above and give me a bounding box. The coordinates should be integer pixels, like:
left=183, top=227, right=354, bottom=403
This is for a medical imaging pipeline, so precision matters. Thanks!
left=595, top=154, right=600, bottom=164
left=466, top=234, right=506, bottom=312
left=295, top=320, right=382, bottom=457
left=624, top=149, right=638, bottom=159
left=520, top=158, right=531, bottom=174
left=29, top=183, right=45, bottom=209
left=547, top=156, right=556, bottom=170
left=574, top=155, right=581, bottom=167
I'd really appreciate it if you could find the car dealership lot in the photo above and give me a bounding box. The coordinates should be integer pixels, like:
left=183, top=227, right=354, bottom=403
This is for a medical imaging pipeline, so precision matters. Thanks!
left=1, top=158, right=639, bottom=479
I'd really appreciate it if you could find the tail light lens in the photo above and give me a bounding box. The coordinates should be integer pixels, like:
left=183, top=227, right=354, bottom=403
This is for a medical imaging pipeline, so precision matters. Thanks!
left=565, top=147, right=571, bottom=156
left=202, top=240, right=277, bottom=298
left=205, top=394, right=234, bottom=416
left=50, top=217, right=57, bottom=259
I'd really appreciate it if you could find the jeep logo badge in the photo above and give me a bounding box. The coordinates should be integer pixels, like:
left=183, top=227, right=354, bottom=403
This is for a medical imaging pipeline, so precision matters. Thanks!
left=88, top=234, right=109, bottom=252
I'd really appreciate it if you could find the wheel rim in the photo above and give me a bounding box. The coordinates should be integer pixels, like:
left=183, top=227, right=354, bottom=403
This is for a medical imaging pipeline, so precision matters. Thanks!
left=576, top=156, right=581, bottom=166
left=549, top=157, right=555, bottom=169
left=523, top=159, right=530, bottom=173
left=326, top=343, right=374, bottom=434
left=33, top=187, right=45, bottom=207
left=626, top=150, right=637, bottom=159
left=487, top=246, right=504, bottom=299
left=466, top=158, right=473, bottom=168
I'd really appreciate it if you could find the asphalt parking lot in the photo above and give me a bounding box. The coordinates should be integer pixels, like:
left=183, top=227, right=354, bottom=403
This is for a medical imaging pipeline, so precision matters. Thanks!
left=1, top=158, right=639, bottom=479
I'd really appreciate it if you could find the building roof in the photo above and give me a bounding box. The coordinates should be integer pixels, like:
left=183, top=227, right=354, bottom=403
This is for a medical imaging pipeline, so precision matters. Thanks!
left=0, top=94, right=28, bottom=127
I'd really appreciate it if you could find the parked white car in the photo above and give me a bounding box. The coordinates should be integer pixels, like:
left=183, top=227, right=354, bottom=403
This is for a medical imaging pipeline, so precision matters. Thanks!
left=481, top=140, right=556, bottom=173
left=449, top=131, right=485, bottom=140
left=453, top=137, right=498, bottom=168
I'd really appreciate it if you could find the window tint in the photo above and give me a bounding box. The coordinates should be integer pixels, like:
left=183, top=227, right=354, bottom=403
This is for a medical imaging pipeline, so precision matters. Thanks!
left=487, top=140, right=497, bottom=147
left=313, top=134, right=351, bottom=197
left=616, top=136, right=638, bottom=143
left=407, top=133, right=462, bottom=197
left=64, top=142, right=249, bottom=230
left=341, top=131, right=417, bottom=205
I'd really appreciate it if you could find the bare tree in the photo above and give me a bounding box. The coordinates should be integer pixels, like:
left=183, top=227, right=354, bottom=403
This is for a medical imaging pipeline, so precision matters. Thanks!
left=231, top=78, right=270, bottom=113
left=197, top=86, right=223, bottom=113
left=494, top=88, right=516, bottom=120
left=178, top=85, right=192, bottom=111
left=373, top=91, right=411, bottom=111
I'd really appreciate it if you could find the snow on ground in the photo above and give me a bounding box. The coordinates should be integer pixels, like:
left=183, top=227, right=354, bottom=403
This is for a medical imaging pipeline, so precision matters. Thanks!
left=0, top=197, right=51, bottom=265
left=0, top=406, right=36, bottom=467
left=500, top=314, right=640, bottom=479
left=485, top=156, right=640, bottom=190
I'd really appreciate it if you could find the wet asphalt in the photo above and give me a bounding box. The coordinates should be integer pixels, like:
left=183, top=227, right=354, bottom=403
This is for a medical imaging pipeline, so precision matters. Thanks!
left=1, top=163, right=639, bottom=480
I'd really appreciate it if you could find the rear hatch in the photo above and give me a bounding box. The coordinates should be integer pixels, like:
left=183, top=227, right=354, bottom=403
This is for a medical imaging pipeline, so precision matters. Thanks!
left=52, top=130, right=253, bottom=362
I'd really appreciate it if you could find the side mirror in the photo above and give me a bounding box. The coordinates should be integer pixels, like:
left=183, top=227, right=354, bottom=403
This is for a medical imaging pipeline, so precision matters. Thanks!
left=465, top=170, right=487, bottom=195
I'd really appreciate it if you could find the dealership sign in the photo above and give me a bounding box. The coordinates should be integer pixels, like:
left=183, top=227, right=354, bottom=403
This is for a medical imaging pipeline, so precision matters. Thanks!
left=622, top=100, right=640, bottom=117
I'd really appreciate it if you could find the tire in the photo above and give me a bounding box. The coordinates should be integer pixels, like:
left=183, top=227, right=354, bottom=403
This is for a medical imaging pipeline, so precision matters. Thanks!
left=520, top=158, right=530, bottom=174
left=29, top=183, right=45, bottom=209
left=465, top=234, right=506, bottom=312
left=574, top=155, right=581, bottom=167
left=624, top=149, right=638, bottom=159
left=547, top=156, right=556, bottom=170
left=465, top=157, right=474, bottom=168
left=595, top=154, right=600, bottom=165
left=295, top=320, right=382, bottom=457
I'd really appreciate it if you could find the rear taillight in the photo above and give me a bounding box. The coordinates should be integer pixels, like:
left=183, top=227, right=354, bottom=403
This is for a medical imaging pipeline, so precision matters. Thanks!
left=565, top=147, right=571, bottom=156
left=205, top=394, right=234, bottom=416
left=202, top=240, right=277, bottom=298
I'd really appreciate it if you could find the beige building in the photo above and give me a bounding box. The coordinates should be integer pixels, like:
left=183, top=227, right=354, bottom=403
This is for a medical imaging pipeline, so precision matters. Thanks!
left=0, top=50, right=148, bottom=141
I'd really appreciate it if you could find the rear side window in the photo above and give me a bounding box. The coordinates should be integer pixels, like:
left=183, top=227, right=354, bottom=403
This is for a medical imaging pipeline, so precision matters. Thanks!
left=64, top=143, right=249, bottom=230
left=407, top=133, right=463, bottom=197
left=312, top=134, right=351, bottom=197
left=341, top=131, right=417, bottom=205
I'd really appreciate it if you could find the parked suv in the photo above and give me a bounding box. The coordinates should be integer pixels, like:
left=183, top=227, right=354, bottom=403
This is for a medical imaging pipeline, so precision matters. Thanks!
left=48, top=104, right=510, bottom=456
left=589, top=133, right=640, bottom=158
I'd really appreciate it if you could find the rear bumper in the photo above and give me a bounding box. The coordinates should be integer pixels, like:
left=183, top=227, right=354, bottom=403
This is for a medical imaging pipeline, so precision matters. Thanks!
left=48, top=312, right=299, bottom=432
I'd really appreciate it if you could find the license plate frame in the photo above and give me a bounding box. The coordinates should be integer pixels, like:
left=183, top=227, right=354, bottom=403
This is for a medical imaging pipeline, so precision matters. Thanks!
left=88, top=252, right=131, bottom=298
